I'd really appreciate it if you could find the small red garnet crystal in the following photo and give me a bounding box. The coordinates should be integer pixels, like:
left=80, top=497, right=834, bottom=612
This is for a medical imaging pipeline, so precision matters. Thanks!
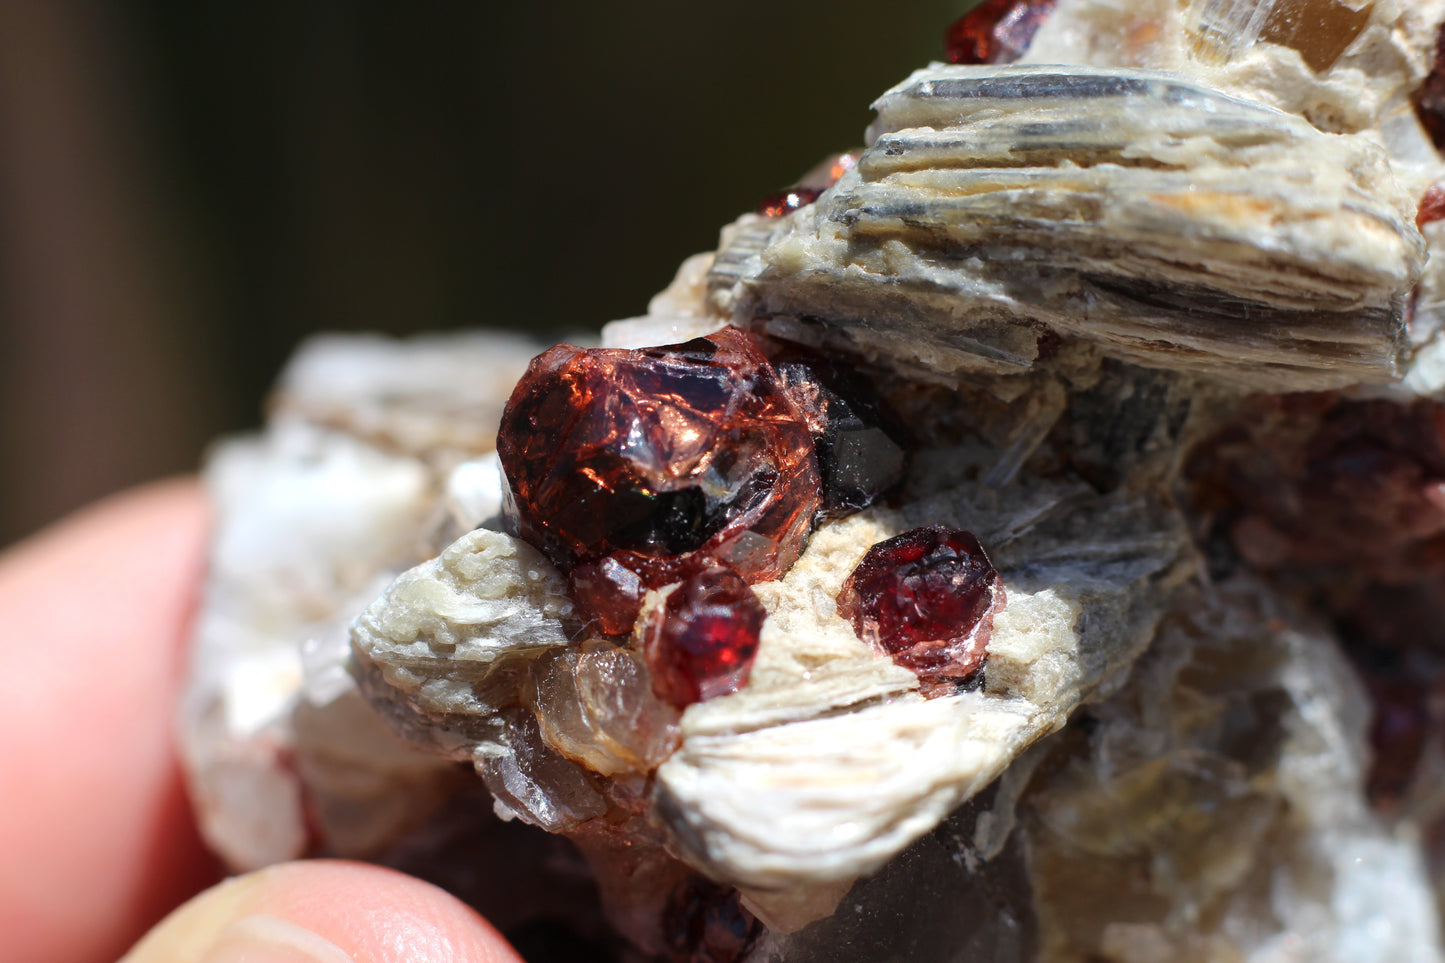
left=1419, top=183, right=1445, bottom=230
left=497, top=327, right=821, bottom=631
left=945, top=0, right=1056, bottom=65
left=837, top=526, right=1005, bottom=696
left=644, top=567, right=766, bottom=709
left=756, top=187, right=824, bottom=218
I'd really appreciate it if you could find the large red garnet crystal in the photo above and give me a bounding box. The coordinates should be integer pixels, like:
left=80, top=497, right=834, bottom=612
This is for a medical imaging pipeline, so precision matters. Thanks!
left=644, top=566, right=766, bottom=709
left=497, top=327, right=821, bottom=619
left=837, top=526, right=1004, bottom=696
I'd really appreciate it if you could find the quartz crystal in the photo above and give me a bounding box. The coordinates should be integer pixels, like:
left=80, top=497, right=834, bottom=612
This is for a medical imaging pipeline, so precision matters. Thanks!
left=180, top=1, right=1445, bottom=960
left=765, top=343, right=907, bottom=519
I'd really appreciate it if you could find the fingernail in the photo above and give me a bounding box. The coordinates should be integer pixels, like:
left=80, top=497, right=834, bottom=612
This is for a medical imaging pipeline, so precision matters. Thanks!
left=199, top=915, right=354, bottom=963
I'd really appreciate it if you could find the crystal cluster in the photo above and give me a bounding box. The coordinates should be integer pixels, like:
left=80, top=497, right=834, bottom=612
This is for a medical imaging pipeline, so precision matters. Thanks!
left=180, top=1, right=1445, bottom=961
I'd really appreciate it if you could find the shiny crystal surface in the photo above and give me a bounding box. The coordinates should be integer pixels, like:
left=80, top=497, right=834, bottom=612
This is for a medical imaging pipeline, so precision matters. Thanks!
left=569, top=557, right=647, bottom=637
left=644, top=566, right=766, bottom=709
left=766, top=344, right=907, bottom=519
left=756, top=187, right=824, bottom=218
left=496, top=327, right=821, bottom=617
left=836, top=527, right=1004, bottom=696
left=532, top=641, right=681, bottom=776
left=945, top=0, right=1056, bottom=65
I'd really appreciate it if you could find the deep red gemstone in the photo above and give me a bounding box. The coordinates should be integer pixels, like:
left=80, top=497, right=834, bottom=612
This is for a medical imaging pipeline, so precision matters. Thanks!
left=644, top=567, right=766, bottom=709
left=756, top=187, right=824, bottom=218
left=570, top=557, right=646, bottom=636
left=836, top=527, right=1004, bottom=695
left=497, top=327, right=821, bottom=612
left=945, top=0, right=1056, bottom=65
left=1420, top=184, right=1445, bottom=230
left=825, top=151, right=860, bottom=186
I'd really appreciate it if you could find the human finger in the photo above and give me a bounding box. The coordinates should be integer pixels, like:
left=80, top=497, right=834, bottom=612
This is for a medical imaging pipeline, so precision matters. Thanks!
left=121, top=859, right=525, bottom=963
left=0, top=479, right=220, bottom=963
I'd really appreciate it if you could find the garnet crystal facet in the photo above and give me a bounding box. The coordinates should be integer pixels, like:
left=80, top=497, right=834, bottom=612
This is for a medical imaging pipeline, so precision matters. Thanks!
left=497, top=327, right=821, bottom=630
left=945, top=0, right=1056, bottom=65
left=644, top=566, right=766, bottom=709
left=766, top=344, right=908, bottom=519
left=837, top=527, right=1004, bottom=695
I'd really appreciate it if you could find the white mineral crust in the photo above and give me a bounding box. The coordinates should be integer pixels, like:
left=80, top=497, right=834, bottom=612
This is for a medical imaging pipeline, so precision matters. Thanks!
left=182, top=333, right=539, bottom=869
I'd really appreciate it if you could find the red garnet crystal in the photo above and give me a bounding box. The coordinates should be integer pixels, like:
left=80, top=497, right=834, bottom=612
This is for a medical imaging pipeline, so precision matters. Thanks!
left=569, top=557, right=646, bottom=636
left=497, top=327, right=821, bottom=630
left=1420, top=183, right=1445, bottom=230
left=945, top=0, right=1056, bottom=65
left=756, top=187, right=824, bottom=218
left=837, top=526, right=1005, bottom=696
left=644, top=567, right=766, bottom=709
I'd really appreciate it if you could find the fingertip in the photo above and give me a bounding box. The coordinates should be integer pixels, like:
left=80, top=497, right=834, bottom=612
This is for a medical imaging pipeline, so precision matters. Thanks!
left=123, top=860, right=525, bottom=963
left=0, top=477, right=219, bottom=963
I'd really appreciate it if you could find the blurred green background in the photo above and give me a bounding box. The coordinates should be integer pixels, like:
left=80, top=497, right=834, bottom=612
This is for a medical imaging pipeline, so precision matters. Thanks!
left=0, top=1, right=964, bottom=546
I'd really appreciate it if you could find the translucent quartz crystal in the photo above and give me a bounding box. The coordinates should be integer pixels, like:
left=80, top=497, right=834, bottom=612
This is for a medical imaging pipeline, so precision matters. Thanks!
left=474, top=709, right=608, bottom=833
left=531, top=641, right=681, bottom=776
left=1185, top=0, right=1375, bottom=71
left=643, top=566, right=766, bottom=709
left=496, top=327, right=820, bottom=631
left=836, top=527, right=1004, bottom=696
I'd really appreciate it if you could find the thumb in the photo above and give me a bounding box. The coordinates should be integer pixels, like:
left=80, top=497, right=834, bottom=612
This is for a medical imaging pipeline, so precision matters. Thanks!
left=121, top=860, right=524, bottom=963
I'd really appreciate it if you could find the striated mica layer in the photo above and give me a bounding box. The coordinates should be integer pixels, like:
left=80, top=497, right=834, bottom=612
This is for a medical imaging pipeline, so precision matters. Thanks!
left=181, top=0, right=1445, bottom=959
left=711, top=63, right=1424, bottom=388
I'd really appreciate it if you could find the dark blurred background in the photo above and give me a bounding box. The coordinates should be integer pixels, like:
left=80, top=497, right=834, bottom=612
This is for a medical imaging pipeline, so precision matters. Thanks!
left=0, top=1, right=963, bottom=547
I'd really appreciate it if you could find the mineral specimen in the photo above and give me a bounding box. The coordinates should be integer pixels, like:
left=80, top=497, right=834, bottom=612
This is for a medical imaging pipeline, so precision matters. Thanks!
left=179, top=0, right=1445, bottom=960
